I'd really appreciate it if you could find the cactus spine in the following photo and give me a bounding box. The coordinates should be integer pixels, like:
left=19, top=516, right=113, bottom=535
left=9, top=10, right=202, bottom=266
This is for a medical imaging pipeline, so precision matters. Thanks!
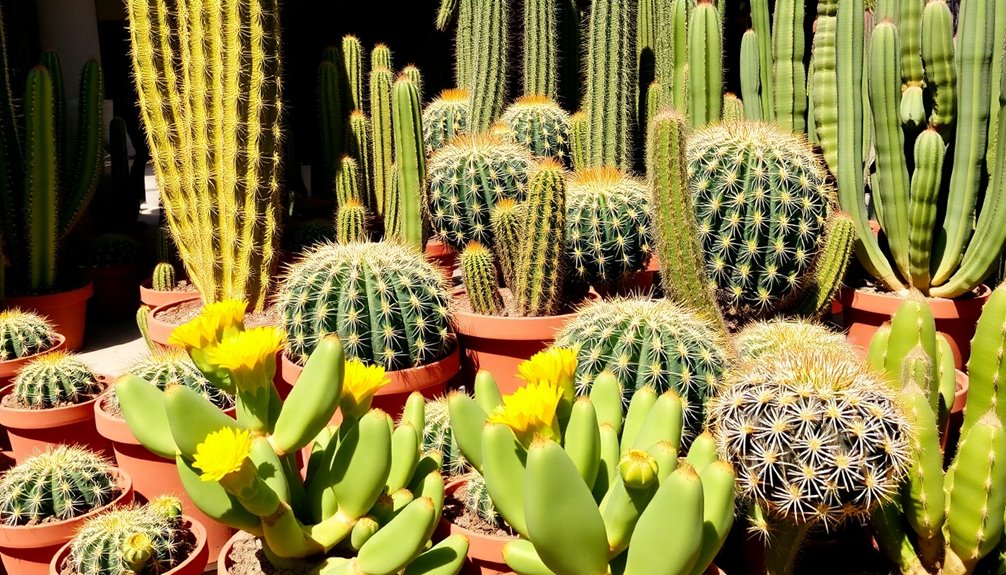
left=687, top=1, right=722, bottom=127
left=390, top=76, right=426, bottom=249
left=370, top=66, right=394, bottom=219
left=515, top=160, right=566, bottom=317
left=468, top=0, right=507, bottom=132
left=523, top=0, right=558, bottom=100
left=584, top=0, right=633, bottom=170
left=460, top=242, right=503, bottom=316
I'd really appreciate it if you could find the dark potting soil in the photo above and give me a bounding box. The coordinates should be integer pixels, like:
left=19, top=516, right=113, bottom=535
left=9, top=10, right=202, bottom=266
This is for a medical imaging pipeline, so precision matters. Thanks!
left=58, top=518, right=197, bottom=574
left=0, top=380, right=107, bottom=410
left=442, top=482, right=513, bottom=539
left=225, top=534, right=322, bottom=575
left=154, top=299, right=280, bottom=328
left=453, top=288, right=586, bottom=318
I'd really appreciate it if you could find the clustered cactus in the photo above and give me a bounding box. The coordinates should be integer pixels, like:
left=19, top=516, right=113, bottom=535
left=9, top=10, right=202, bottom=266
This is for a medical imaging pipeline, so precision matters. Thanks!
left=0, top=309, right=57, bottom=362
left=12, top=351, right=102, bottom=409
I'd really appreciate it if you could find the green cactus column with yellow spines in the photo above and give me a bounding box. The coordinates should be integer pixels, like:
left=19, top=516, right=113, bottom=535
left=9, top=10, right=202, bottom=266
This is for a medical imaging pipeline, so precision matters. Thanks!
left=372, top=44, right=393, bottom=75
left=921, top=0, right=956, bottom=139
left=460, top=242, right=503, bottom=316
left=899, top=0, right=925, bottom=128
left=524, top=0, right=558, bottom=100
left=810, top=0, right=838, bottom=173
left=584, top=0, right=633, bottom=170
left=907, top=128, right=945, bottom=291
left=723, top=93, right=744, bottom=122
left=24, top=66, right=58, bottom=292
left=688, top=1, right=722, bottom=127
left=336, top=200, right=367, bottom=244
left=750, top=0, right=774, bottom=121
left=127, top=0, right=282, bottom=311
left=772, top=0, right=806, bottom=133
left=469, top=0, right=507, bottom=132
left=370, top=66, right=394, bottom=219
left=347, top=111, right=374, bottom=211
left=342, top=36, right=363, bottom=112
left=655, top=0, right=689, bottom=114
left=516, top=160, right=566, bottom=317
left=569, top=111, right=588, bottom=172
left=637, top=0, right=657, bottom=152
left=402, top=65, right=424, bottom=105
left=391, top=76, right=426, bottom=249
left=791, top=212, right=856, bottom=318
left=335, top=156, right=362, bottom=208
left=491, top=199, right=523, bottom=291
left=740, top=30, right=761, bottom=121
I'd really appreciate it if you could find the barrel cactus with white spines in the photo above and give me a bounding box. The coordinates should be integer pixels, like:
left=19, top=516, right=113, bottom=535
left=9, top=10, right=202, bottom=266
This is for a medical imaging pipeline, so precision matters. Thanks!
left=0, top=309, right=58, bottom=362
left=0, top=445, right=121, bottom=525
left=12, top=351, right=103, bottom=409
left=565, top=168, right=652, bottom=289
left=126, top=351, right=233, bottom=411
left=554, top=297, right=729, bottom=441
left=277, top=242, right=454, bottom=370
left=421, top=395, right=467, bottom=478
left=427, top=134, right=535, bottom=251
left=734, top=318, right=851, bottom=361
left=423, top=88, right=470, bottom=156
left=500, top=95, right=572, bottom=164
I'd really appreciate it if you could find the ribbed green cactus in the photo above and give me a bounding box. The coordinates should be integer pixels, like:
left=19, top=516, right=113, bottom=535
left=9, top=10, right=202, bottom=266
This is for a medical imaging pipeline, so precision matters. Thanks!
left=500, top=95, right=572, bottom=164
left=336, top=199, right=367, bottom=244
left=277, top=242, right=453, bottom=370
left=452, top=0, right=474, bottom=89
left=688, top=122, right=835, bottom=318
left=152, top=262, right=176, bottom=292
left=750, top=0, right=774, bottom=121
left=428, top=134, right=535, bottom=251
left=722, top=93, right=744, bottom=122
left=523, top=0, right=558, bottom=100
left=654, top=0, right=688, bottom=115
left=422, top=88, right=470, bottom=156
left=86, top=233, right=142, bottom=267
left=347, top=111, right=375, bottom=211
left=0, top=17, right=103, bottom=295
left=318, top=59, right=343, bottom=200
left=127, top=0, right=283, bottom=311
left=390, top=76, right=426, bottom=248
left=370, top=67, right=394, bottom=219
left=740, top=30, right=761, bottom=120
left=565, top=168, right=651, bottom=289
left=421, top=395, right=467, bottom=478
left=584, top=0, right=633, bottom=170
left=735, top=318, right=851, bottom=361
left=0, top=446, right=120, bottom=525
left=372, top=44, right=393, bottom=73
left=342, top=36, right=363, bottom=112
left=569, top=111, right=588, bottom=172
left=136, top=305, right=153, bottom=353
left=0, top=309, right=57, bottom=362
left=402, top=65, right=424, bottom=105
left=688, top=0, right=723, bottom=127
left=67, top=496, right=187, bottom=575
left=791, top=212, right=857, bottom=318
left=460, top=242, right=503, bottom=316
left=126, top=351, right=232, bottom=410
left=490, top=199, right=524, bottom=291
left=468, top=0, right=507, bottom=132
left=12, top=351, right=102, bottom=409
left=336, top=155, right=362, bottom=208
left=555, top=297, right=728, bottom=441
left=463, top=471, right=500, bottom=528
left=515, top=160, right=566, bottom=317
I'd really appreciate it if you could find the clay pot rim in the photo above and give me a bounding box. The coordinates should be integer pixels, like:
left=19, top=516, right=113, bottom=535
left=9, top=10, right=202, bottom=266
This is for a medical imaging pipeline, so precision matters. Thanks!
left=0, top=333, right=66, bottom=379
left=2, top=281, right=94, bottom=305
left=424, top=239, right=454, bottom=258
left=280, top=345, right=461, bottom=394
left=840, top=284, right=993, bottom=315
left=139, top=278, right=199, bottom=296
left=0, top=467, right=133, bottom=548
left=954, top=369, right=969, bottom=413
left=49, top=514, right=208, bottom=575
left=450, top=288, right=599, bottom=340
left=0, top=379, right=107, bottom=429
left=148, top=295, right=203, bottom=327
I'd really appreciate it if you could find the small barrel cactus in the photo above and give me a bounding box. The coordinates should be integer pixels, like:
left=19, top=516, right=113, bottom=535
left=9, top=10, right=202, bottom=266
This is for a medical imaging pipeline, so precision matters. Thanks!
left=277, top=242, right=454, bottom=370
left=565, top=168, right=652, bottom=288
left=87, top=233, right=143, bottom=267
left=427, top=134, right=535, bottom=251
left=127, top=351, right=233, bottom=410
left=734, top=319, right=852, bottom=361
left=151, top=262, right=176, bottom=292
left=0, top=309, right=57, bottom=362
left=499, top=95, right=572, bottom=164
left=554, top=297, right=729, bottom=440
left=688, top=122, right=835, bottom=317
left=12, top=352, right=103, bottom=409
left=422, top=88, right=470, bottom=155
left=421, top=395, right=467, bottom=478
left=0, top=445, right=120, bottom=525
left=66, top=496, right=187, bottom=575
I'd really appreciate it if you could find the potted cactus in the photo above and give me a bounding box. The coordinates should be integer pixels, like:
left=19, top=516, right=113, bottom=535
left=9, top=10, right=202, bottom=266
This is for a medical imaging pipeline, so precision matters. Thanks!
left=95, top=351, right=236, bottom=562
left=0, top=446, right=133, bottom=575
left=276, top=242, right=459, bottom=418
left=49, top=495, right=209, bottom=575
left=85, top=232, right=143, bottom=320
left=0, top=309, right=65, bottom=386
left=139, top=227, right=198, bottom=309
left=0, top=10, right=103, bottom=350
left=0, top=351, right=111, bottom=462
left=115, top=301, right=469, bottom=573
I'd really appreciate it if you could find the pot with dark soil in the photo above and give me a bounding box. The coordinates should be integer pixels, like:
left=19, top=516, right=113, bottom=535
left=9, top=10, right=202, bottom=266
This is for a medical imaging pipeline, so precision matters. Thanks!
left=437, top=476, right=516, bottom=575
left=140, top=228, right=202, bottom=308
left=147, top=298, right=281, bottom=351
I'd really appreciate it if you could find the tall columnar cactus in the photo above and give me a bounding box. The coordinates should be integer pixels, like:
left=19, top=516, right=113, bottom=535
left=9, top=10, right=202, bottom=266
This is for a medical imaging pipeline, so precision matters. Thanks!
left=277, top=242, right=453, bottom=370
left=750, top=0, right=774, bottom=121
left=791, top=212, right=857, bottom=318
left=318, top=59, right=343, bottom=200
left=654, top=0, right=689, bottom=115
left=337, top=199, right=367, bottom=244
left=468, top=0, right=508, bottom=132
left=569, top=111, right=588, bottom=172
left=899, top=0, right=925, bottom=128
left=127, top=351, right=233, bottom=410
left=722, top=93, right=744, bottom=122
left=0, top=309, right=57, bottom=362
left=423, top=89, right=470, bottom=156
left=565, top=168, right=652, bottom=289
left=12, top=351, right=102, bottom=409
left=500, top=96, right=572, bottom=164
left=372, top=44, right=393, bottom=73
left=772, top=0, right=806, bottom=133
left=490, top=199, right=524, bottom=291
left=583, top=0, right=633, bottom=170
left=554, top=297, right=728, bottom=441
left=336, top=156, right=363, bottom=207
left=427, top=135, right=535, bottom=251
left=390, top=76, right=426, bottom=248
left=523, top=0, right=558, bottom=99
left=0, top=446, right=120, bottom=525
left=402, top=65, right=424, bottom=105
left=347, top=111, right=375, bottom=211
left=460, top=242, right=503, bottom=316
left=687, top=0, right=722, bottom=127
left=515, top=160, right=566, bottom=317
left=740, top=30, right=761, bottom=121
left=370, top=66, right=394, bottom=218
left=0, top=16, right=103, bottom=294
left=921, top=0, right=956, bottom=138
left=342, top=35, right=363, bottom=112
left=127, top=0, right=283, bottom=311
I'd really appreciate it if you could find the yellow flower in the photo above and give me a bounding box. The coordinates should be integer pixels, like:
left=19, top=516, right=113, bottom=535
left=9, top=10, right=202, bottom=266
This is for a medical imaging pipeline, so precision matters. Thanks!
left=192, top=427, right=253, bottom=482
left=487, top=382, right=563, bottom=446
left=516, top=347, right=577, bottom=399
left=206, top=327, right=285, bottom=388
left=168, top=299, right=246, bottom=351
left=340, top=358, right=390, bottom=417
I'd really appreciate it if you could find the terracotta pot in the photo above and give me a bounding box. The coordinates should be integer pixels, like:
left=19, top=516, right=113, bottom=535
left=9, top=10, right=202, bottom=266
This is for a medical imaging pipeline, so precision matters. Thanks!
left=215, top=530, right=247, bottom=574
left=87, top=264, right=141, bottom=320
left=0, top=468, right=133, bottom=575
left=0, top=333, right=65, bottom=388
left=49, top=514, right=209, bottom=575
left=841, top=284, right=992, bottom=369
left=0, top=382, right=112, bottom=464
left=942, top=370, right=970, bottom=464
left=425, top=239, right=457, bottom=285
left=4, top=283, right=93, bottom=351
left=139, top=278, right=200, bottom=308
left=437, top=479, right=515, bottom=575
left=94, top=394, right=236, bottom=563
left=452, top=289, right=597, bottom=395
left=147, top=296, right=202, bottom=350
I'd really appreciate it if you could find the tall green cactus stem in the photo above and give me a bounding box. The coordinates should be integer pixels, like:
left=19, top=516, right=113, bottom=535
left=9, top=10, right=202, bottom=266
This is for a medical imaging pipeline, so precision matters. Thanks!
left=740, top=30, right=762, bottom=121
left=402, top=65, right=423, bottom=105
left=13, top=351, right=102, bottom=409
left=811, top=0, right=838, bottom=174
left=898, top=378, right=945, bottom=570
left=637, top=0, right=657, bottom=152
left=647, top=111, right=723, bottom=330
left=569, top=112, right=588, bottom=172
left=318, top=60, right=343, bottom=200
left=899, top=0, right=925, bottom=128
left=335, top=156, right=362, bottom=208
left=454, top=0, right=474, bottom=89
left=371, top=44, right=393, bottom=72
left=750, top=0, right=774, bottom=121
left=907, top=129, right=945, bottom=292
left=921, top=0, right=956, bottom=138
left=500, top=96, right=572, bottom=164
left=523, top=0, right=558, bottom=99
left=772, top=0, right=806, bottom=133
left=136, top=305, right=153, bottom=352
left=722, top=93, right=744, bottom=122
left=584, top=0, right=633, bottom=170
left=336, top=200, right=367, bottom=244
left=369, top=67, right=393, bottom=218
left=687, top=1, right=722, bottom=127
left=468, top=0, right=507, bottom=132
left=342, top=36, right=363, bottom=112
left=347, top=112, right=374, bottom=211
left=0, top=309, right=56, bottom=361
left=932, top=0, right=995, bottom=286
left=515, top=160, right=566, bottom=317
left=962, top=286, right=1006, bottom=439
left=988, top=2, right=1006, bottom=177
left=127, top=0, right=283, bottom=311
left=792, top=213, right=857, bottom=318
left=391, top=76, right=426, bottom=249
left=490, top=199, right=523, bottom=291
left=460, top=242, right=503, bottom=316
left=423, top=89, right=470, bottom=156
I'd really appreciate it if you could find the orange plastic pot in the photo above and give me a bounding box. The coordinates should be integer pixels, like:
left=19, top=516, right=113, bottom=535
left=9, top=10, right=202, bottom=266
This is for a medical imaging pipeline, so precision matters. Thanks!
left=942, top=370, right=970, bottom=463
left=4, top=283, right=93, bottom=351
left=425, top=239, right=457, bottom=285
left=50, top=514, right=209, bottom=575
left=146, top=296, right=202, bottom=350
left=88, top=264, right=141, bottom=320
left=139, top=278, right=200, bottom=308
left=0, top=333, right=65, bottom=388
left=0, top=468, right=133, bottom=575
left=94, top=394, right=236, bottom=563
left=437, top=479, right=515, bottom=575
left=0, top=382, right=112, bottom=464
left=842, top=285, right=991, bottom=369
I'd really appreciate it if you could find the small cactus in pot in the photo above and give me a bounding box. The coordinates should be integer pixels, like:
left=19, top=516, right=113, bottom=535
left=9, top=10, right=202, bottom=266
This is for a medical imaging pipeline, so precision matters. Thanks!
left=0, top=309, right=58, bottom=362
left=10, top=351, right=103, bottom=409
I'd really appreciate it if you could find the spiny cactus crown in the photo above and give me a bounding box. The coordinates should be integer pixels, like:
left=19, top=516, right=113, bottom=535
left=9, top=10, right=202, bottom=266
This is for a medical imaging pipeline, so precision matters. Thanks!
left=734, top=319, right=852, bottom=361
left=67, top=495, right=187, bottom=575
left=427, top=134, right=535, bottom=251
left=708, top=348, right=913, bottom=528
left=420, top=395, right=467, bottom=478
left=554, top=297, right=729, bottom=441
left=87, top=233, right=142, bottom=267
left=500, top=95, right=572, bottom=164
left=565, top=168, right=652, bottom=288
left=125, top=351, right=233, bottom=411
left=13, top=351, right=103, bottom=409
left=463, top=470, right=500, bottom=528
left=0, top=445, right=120, bottom=526
left=277, top=242, right=454, bottom=370
left=688, top=122, right=835, bottom=317
left=422, top=88, right=470, bottom=156
left=0, top=309, right=57, bottom=362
